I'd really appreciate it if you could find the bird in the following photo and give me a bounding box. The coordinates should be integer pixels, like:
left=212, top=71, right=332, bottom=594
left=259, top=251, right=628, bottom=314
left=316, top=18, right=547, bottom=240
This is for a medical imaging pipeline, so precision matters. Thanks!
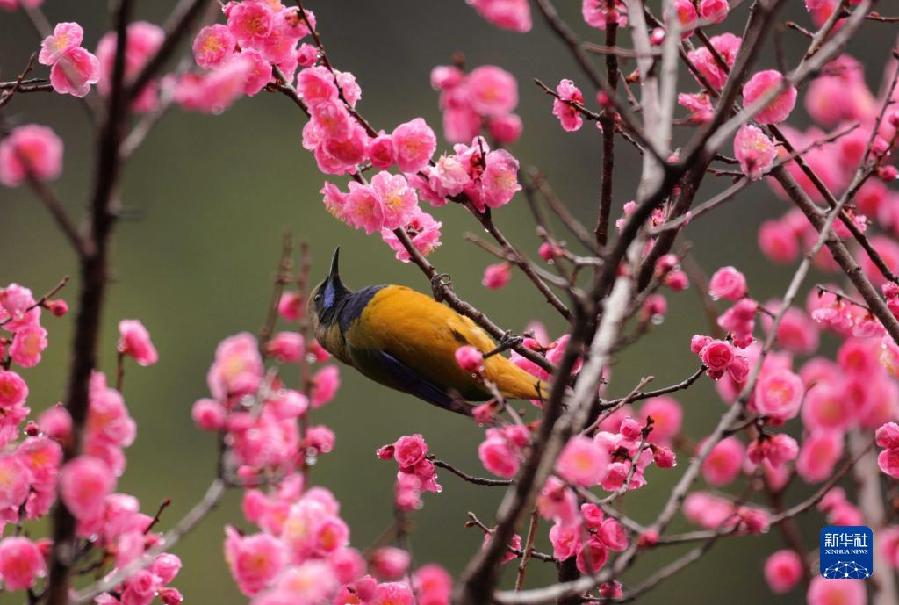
left=309, top=248, right=548, bottom=415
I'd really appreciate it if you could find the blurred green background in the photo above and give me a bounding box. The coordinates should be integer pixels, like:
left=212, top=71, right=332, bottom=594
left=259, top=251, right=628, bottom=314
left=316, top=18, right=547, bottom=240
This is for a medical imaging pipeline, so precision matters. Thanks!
left=1, top=1, right=896, bottom=603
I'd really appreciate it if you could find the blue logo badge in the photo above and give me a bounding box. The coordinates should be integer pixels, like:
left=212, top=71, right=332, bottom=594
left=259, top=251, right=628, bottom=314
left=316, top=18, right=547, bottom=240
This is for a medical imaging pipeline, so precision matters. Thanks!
left=819, top=526, right=873, bottom=579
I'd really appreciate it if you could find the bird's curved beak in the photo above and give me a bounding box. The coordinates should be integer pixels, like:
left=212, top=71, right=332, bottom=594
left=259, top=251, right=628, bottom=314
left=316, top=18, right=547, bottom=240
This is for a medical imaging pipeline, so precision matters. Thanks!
left=328, top=247, right=342, bottom=289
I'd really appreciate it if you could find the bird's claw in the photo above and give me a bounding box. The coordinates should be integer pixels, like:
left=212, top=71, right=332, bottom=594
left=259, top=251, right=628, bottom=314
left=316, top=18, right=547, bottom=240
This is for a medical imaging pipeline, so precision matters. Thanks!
left=485, top=331, right=523, bottom=358
left=431, top=273, right=453, bottom=302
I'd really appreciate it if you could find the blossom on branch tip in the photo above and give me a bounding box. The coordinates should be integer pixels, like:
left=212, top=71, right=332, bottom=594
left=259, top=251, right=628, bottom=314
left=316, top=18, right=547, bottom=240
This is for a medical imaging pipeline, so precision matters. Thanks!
left=118, top=320, right=159, bottom=366
left=0, top=125, right=63, bottom=187
left=552, top=79, right=585, bottom=133
left=466, top=0, right=531, bottom=32
left=743, top=70, right=797, bottom=125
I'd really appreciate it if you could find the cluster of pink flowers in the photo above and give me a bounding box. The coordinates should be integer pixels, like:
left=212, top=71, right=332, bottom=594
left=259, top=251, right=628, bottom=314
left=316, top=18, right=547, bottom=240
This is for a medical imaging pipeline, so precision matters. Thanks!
left=192, top=330, right=338, bottom=478
left=0, top=282, right=186, bottom=603
left=431, top=64, right=521, bottom=144
left=756, top=54, right=898, bottom=265
left=377, top=434, right=442, bottom=511
left=38, top=22, right=100, bottom=97
left=177, top=1, right=315, bottom=113
left=229, top=475, right=451, bottom=605
left=192, top=291, right=454, bottom=604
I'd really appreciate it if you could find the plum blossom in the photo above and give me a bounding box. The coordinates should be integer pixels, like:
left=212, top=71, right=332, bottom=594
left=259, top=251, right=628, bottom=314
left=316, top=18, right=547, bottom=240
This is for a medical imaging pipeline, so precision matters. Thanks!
left=0, top=125, right=63, bottom=187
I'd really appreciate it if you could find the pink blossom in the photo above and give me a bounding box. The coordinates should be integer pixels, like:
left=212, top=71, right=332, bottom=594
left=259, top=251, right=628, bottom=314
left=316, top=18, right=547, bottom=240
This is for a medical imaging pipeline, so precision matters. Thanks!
left=226, top=0, right=275, bottom=48
left=300, top=425, right=331, bottom=456
left=381, top=209, right=443, bottom=262
left=686, top=33, right=741, bottom=90
left=0, top=124, right=63, bottom=187
left=414, top=564, right=452, bottom=604
left=455, top=345, right=484, bottom=373
left=878, top=447, right=899, bottom=479
left=241, top=48, right=273, bottom=96
left=598, top=518, right=628, bottom=551
left=265, top=331, right=304, bottom=363
left=38, top=405, right=72, bottom=442
left=699, top=339, right=734, bottom=372
left=582, top=0, right=627, bottom=30
left=467, top=0, right=532, bottom=33
left=876, top=422, right=899, bottom=449
left=764, top=549, right=803, bottom=594
left=60, top=456, right=114, bottom=522
left=50, top=46, right=102, bottom=99
left=467, top=66, right=518, bottom=117
left=678, top=92, right=714, bottom=123
left=0, top=537, right=45, bottom=590
left=488, top=113, right=522, bottom=144
left=482, top=263, right=511, bottom=290
left=39, top=22, right=83, bottom=65
left=372, top=171, right=420, bottom=230
left=758, top=219, right=800, bottom=264
left=699, top=0, right=729, bottom=23
left=802, top=382, right=852, bottom=432
left=709, top=266, right=747, bottom=301
left=276, top=292, right=302, bottom=321
left=0, top=454, right=30, bottom=510
left=343, top=181, right=384, bottom=233
left=701, top=436, right=744, bottom=486
left=807, top=578, right=865, bottom=605
left=175, top=56, right=253, bottom=114
left=743, top=70, right=797, bottom=124
left=394, top=434, right=429, bottom=469
left=206, top=332, right=263, bottom=400
left=576, top=539, right=609, bottom=574
left=224, top=527, right=286, bottom=596
left=0, top=371, right=28, bottom=409
left=638, top=396, right=682, bottom=443
left=392, top=118, right=437, bottom=174
left=797, top=431, right=844, bottom=483
left=296, top=43, right=317, bottom=68
left=10, top=325, right=47, bottom=368
left=473, top=148, right=521, bottom=209
left=754, top=369, right=804, bottom=421
left=311, top=365, right=340, bottom=407
left=369, top=133, right=395, bottom=169
left=734, top=125, right=776, bottom=180
left=191, top=399, right=227, bottom=431
left=673, top=0, right=698, bottom=33
left=117, top=320, right=158, bottom=366
left=296, top=66, right=338, bottom=104
left=552, top=79, right=584, bottom=132
left=193, top=24, right=236, bottom=69
left=478, top=432, right=519, bottom=478
left=556, top=435, right=609, bottom=486
left=371, top=546, right=411, bottom=580
left=373, top=582, right=416, bottom=605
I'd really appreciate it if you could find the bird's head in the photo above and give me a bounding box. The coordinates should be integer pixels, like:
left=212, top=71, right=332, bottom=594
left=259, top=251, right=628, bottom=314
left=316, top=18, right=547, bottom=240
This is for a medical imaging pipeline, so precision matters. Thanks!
left=309, top=247, right=351, bottom=329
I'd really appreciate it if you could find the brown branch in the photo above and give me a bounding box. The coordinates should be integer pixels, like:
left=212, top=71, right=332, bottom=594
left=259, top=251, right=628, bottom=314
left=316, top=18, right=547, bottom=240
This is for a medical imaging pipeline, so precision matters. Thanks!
left=44, top=2, right=134, bottom=603
left=431, top=457, right=512, bottom=487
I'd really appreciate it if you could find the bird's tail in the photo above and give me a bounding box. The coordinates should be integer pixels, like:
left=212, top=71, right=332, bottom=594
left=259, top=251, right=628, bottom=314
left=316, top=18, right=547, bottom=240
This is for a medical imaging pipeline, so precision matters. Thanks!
left=488, top=357, right=551, bottom=401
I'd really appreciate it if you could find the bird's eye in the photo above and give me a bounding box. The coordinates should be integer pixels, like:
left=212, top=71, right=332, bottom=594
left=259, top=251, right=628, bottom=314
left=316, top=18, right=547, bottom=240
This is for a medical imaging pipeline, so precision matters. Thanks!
left=314, top=293, right=322, bottom=303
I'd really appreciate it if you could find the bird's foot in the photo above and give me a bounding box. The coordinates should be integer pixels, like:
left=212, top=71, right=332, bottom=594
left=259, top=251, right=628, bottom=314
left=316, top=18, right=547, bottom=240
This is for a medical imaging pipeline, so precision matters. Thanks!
left=431, top=272, right=453, bottom=302
left=484, top=331, right=524, bottom=358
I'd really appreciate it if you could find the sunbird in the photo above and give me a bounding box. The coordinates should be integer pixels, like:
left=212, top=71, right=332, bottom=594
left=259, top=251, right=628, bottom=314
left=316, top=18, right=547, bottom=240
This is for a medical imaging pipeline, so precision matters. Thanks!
left=309, top=249, right=548, bottom=415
